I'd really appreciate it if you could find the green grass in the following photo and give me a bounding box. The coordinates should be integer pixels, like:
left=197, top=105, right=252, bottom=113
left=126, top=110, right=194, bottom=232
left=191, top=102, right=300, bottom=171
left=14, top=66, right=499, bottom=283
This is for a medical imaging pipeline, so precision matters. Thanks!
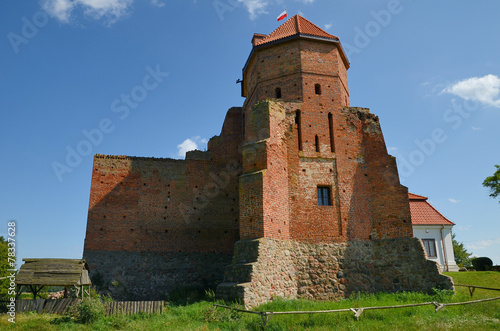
left=1, top=271, right=499, bottom=330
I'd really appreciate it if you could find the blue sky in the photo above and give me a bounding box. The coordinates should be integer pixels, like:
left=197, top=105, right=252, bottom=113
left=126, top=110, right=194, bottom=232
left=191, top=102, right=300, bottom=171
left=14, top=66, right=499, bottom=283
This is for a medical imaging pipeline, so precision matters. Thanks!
left=1, top=0, right=499, bottom=267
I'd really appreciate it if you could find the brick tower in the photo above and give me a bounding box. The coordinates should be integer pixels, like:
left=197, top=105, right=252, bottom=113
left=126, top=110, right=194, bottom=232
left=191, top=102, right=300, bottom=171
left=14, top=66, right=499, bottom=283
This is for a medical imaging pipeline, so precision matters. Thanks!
left=83, top=15, right=453, bottom=307
left=217, top=16, right=452, bottom=307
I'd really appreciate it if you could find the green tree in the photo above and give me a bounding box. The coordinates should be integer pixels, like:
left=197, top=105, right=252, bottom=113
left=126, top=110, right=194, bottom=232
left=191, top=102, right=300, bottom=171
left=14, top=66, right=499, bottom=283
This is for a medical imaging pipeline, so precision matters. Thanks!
left=452, top=233, right=472, bottom=268
left=483, top=164, right=500, bottom=203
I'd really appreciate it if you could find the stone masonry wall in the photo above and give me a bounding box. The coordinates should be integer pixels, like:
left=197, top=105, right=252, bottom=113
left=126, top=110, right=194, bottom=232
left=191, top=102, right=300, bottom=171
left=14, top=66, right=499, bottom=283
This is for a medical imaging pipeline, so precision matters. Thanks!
left=217, top=237, right=453, bottom=308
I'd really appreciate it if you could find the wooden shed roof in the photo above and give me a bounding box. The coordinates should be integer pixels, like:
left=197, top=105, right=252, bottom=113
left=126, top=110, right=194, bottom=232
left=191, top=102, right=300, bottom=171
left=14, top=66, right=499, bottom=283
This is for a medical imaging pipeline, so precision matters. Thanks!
left=16, top=259, right=91, bottom=286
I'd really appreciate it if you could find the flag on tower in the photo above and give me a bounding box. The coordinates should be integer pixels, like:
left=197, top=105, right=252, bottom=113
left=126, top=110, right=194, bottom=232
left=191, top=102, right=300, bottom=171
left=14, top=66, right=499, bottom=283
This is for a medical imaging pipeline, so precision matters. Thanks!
left=277, top=10, right=287, bottom=21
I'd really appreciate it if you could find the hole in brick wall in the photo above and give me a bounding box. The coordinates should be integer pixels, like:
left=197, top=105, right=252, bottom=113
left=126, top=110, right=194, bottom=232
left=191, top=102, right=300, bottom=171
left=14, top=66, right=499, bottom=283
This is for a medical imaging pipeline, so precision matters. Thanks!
left=165, top=230, right=168, bottom=233
left=235, top=219, right=238, bottom=222
left=224, top=231, right=227, bottom=234
left=302, top=169, right=306, bottom=172
left=328, top=85, right=331, bottom=88
left=294, top=83, right=297, bottom=86
left=284, top=221, right=286, bottom=224
left=278, top=229, right=281, bottom=234
left=315, top=135, right=320, bottom=152
left=193, top=207, right=197, bottom=210
left=225, top=193, right=228, bottom=197
left=364, top=174, right=368, bottom=177
left=343, top=189, right=346, bottom=192
left=319, top=103, right=323, bottom=107
left=123, top=215, right=126, bottom=219
left=249, top=218, right=253, bottom=223
left=163, top=217, right=166, bottom=220
left=100, top=228, right=103, bottom=231
left=197, top=230, right=201, bottom=234
left=130, top=229, right=134, bottom=232
left=276, top=87, right=282, bottom=99
left=330, top=169, right=333, bottom=172
left=278, top=55, right=281, bottom=58
left=195, top=186, right=198, bottom=189
left=165, top=206, right=168, bottom=209
left=143, top=183, right=146, bottom=186
left=103, top=215, right=106, bottom=219
left=332, top=99, right=334, bottom=102
left=315, top=84, right=322, bottom=95
left=403, top=220, right=407, bottom=223
left=100, top=181, right=103, bottom=184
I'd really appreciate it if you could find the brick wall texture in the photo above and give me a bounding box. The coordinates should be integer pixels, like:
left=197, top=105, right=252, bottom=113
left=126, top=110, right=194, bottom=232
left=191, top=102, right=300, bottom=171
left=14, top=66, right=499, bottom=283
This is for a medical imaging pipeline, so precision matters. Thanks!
left=83, top=21, right=452, bottom=304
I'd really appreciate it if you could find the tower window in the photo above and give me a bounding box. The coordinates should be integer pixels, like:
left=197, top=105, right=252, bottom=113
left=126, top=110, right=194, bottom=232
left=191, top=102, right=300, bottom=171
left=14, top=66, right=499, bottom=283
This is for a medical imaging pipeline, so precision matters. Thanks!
left=317, top=186, right=332, bottom=206
left=295, top=110, right=302, bottom=151
left=328, top=113, right=335, bottom=152
left=315, top=135, right=320, bottom=152
left=275, top=87, right=282, bottom=99
left=315, top=84, right=322, bottom=95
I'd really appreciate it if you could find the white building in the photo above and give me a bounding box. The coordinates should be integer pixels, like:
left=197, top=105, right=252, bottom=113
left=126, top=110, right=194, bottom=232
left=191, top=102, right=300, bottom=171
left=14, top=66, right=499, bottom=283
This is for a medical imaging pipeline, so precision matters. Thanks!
left=409, top=193, right=459, bottom=272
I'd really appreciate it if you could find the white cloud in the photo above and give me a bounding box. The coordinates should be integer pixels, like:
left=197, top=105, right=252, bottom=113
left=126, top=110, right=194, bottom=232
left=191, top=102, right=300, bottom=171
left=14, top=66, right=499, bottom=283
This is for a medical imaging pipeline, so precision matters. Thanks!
left=151, top=0, right=164, bottom=7
left=466, top=238, right=500, bottom=251
left=448, top=198, right=461, bottom=203
left=177, top=136, right=208, bottom=158
left=238, top=0, right=269, bottom=20
left=441, top=74, right=500, bottom=108
left=387, top=146, right=398, bottom=154
left=471, top=126, right=481, bottom=131
left=41, top=0, right=134, bottom=25
left=324, top=23, right=332, bottom=30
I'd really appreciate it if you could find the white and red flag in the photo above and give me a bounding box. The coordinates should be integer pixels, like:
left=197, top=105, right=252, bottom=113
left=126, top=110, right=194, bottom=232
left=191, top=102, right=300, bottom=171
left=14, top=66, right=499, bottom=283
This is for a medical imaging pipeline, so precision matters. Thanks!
left=277, top=10, right=287, bottom=21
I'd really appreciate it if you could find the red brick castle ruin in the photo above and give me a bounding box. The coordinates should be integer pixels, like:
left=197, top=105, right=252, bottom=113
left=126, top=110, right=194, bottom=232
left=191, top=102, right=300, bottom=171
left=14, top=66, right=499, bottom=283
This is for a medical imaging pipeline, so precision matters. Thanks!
left=83, top=16, right=452, bottom=307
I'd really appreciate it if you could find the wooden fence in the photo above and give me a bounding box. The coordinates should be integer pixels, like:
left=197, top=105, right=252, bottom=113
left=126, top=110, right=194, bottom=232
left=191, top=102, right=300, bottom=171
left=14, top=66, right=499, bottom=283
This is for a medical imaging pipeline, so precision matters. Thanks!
left=214, top=284, right=500, bottom=324
left=15, top=299, right=165, bottom=316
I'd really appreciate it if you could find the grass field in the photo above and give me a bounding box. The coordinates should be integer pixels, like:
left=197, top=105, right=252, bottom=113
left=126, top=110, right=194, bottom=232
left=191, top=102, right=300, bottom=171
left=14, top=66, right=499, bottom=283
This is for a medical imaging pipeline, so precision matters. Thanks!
left=1, top=271, right=499, bottom=330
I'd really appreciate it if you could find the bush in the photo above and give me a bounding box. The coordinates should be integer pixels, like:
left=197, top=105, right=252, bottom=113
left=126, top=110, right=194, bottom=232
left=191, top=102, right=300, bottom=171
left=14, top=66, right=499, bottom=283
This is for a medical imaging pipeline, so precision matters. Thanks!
left=75, top=298, right=105, bottom=324
left=471, top=257, right=493, bottom=271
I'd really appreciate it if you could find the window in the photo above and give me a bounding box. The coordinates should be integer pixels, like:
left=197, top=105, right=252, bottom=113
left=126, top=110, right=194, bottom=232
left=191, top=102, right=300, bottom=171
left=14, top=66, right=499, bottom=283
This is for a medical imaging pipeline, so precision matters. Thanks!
left=328, top=113, right=335, bottom=152
left=295, top=110, right=302, bottom=151
left=317, top=186, right=332, bottom=206
left=315, top=84, right=322, bottom=95
left=275, top=87, right=282, bottom=99
left=315, top=135, right=320, bottom=152
left=422, top=239, right=437, bottom=258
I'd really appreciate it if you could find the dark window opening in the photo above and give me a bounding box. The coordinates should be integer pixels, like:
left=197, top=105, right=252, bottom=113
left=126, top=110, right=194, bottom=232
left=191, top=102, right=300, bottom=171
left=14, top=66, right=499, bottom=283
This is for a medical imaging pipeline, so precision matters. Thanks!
left=276, top=87, right=282, bottom=99
left=295, top=110, right=302, bottom=151
left=315, top=84, right=322, bottom=95
left=422, top=239, right=437, bottom=258
left=317, top=186, right=332, bottom=206
left=328, top=113, right=335, bottom=152
left=315, top=135, right=320, bottom=152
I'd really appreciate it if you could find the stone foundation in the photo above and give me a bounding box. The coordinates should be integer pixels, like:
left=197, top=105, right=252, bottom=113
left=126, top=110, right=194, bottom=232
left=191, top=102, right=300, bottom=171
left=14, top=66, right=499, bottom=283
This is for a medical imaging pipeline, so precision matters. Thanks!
left=84, top=250, right=232, bottom=300
left=217, top=237, right=453, bottom=308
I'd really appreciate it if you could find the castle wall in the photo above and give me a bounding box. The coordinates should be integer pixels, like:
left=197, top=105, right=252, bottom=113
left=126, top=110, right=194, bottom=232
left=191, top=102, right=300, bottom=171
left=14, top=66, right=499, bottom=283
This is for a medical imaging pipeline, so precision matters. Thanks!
left=83, top=108, right=244, bottom=299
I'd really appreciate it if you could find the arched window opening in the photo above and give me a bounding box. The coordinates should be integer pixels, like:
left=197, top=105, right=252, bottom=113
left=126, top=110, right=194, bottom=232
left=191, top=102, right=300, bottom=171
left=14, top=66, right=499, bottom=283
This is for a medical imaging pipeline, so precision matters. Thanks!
left=295, top=110, right=302, bottom=151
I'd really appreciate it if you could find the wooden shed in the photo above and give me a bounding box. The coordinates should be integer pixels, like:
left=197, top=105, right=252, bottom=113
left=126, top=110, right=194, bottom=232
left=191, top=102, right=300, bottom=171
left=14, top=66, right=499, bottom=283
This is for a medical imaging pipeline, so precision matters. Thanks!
left=16, top=259, right=92, bottom=299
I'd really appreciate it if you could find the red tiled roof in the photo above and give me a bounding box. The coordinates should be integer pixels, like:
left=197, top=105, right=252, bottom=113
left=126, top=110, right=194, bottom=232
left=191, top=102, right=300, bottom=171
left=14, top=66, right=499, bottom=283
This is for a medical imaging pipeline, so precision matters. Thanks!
left=408, top=192, right=428, bottom=200
left=255, top=15, right=339, bottom=46
left=408, top=193, right=454, bottom=225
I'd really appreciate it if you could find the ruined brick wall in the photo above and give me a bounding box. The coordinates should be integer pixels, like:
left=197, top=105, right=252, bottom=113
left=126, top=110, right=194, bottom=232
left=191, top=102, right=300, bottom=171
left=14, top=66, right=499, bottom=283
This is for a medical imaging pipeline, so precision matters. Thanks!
left=83, top=107, right=244, bottom=299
